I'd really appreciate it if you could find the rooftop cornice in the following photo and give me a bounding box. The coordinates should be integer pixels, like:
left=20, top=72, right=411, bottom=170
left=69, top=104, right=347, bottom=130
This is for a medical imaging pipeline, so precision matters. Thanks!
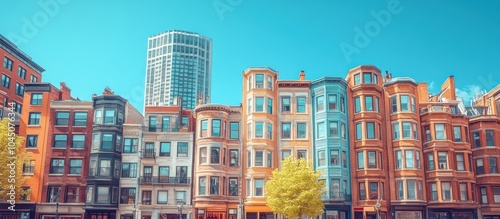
left=0, top=35, right=45, bottom=73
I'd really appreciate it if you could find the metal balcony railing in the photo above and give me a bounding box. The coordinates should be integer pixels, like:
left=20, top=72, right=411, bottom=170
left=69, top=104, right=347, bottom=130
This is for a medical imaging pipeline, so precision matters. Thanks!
left=142, top=149, right=155, bottom=158
left=139, top=176, right=191, bottom=185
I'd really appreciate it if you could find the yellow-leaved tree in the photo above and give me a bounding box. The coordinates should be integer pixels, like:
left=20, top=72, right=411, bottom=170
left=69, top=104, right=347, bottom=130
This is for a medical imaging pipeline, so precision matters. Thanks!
left=266, top=156, right=326, bottom=219
left=0, top=117, right=29, bottom=202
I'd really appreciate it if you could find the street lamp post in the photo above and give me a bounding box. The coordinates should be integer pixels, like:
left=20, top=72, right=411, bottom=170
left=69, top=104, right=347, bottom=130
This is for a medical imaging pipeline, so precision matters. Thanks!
left=374, top=199, right=381, bottom=219
left=177, top=200, right=185, bottom=219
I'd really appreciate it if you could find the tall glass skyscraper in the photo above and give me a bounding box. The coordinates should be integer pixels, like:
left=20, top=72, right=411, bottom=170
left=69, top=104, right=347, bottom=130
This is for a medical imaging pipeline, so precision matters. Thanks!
left=144, top=30, right=212, bottom=110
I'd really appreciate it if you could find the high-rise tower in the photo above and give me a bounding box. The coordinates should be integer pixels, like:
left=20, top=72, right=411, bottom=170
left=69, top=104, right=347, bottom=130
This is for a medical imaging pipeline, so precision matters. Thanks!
left=144, top=30, right=212, bottom=110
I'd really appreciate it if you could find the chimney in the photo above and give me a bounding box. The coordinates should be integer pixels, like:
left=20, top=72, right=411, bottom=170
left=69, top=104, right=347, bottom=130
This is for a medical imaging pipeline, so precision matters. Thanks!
left=205, top=95, right=210, bottom=104
left=299, top=70, right=305, bottom=80
left=197, top=92, right=203, bottom=106
left=59, top=82, right=72, bottom=100
left=103, top=86, right=114, bottom=95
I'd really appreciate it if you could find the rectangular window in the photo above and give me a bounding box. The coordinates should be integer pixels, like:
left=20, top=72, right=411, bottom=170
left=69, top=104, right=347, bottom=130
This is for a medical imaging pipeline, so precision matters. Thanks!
left=354, top=97, right=361, bottom=113
left=157, top=191, right=168, bottom=204
left=26, top=135, right=38, bottom=148
left=282, top=122, right=291, bottom=139
left=248, top=98, right=252, bottom=114
left=435, top=124, right=445, bottom=140
left=459, top=183, right=468, bottom=201
left=55, top=112, right=70, bottom=126
left=267, top=123, right=272, bottom=140
left=94, top=109, right=102, bottom=124
left=3, top=56, right=13, bottom=71
left=255, top=74, right=264, bottom=88
left=230, top=122, right=239, bottom=139
left=267, top=151, right=272, bottom=167
left=343, top=151, right=347, bottom=167
left=28, top=112, right=41, bottom=125
left=453, top=126, right=462, bottom=142
left=297, top=150, right=306, bottom=159
left=297, top=122, right=306, bottom=138
left=438, top=152, right=448, bottom=169
left=30, top=75, right=38, bottom=82
left=1, top=74, right=10, bottom=89
left=393, top=123, right=400, bottom=140
left=480, top=187, right=487, bottom=204
left=431, top=183, right=438, bottom=201
left=411, top=97, right=416, bottom=112
left=424, top=125, right=431, bottom=142
left=297, top=97, right=306, bottom=113
left=442, top=182, right=451, bottom=201
left=71, top=134, right=85, bottom=149
left=494, top=187, right=500, bottom=203
left=255, top=150, right=264, bottom=166
left=211, top=147, right=220, bottom=164
left=229, top=149, right=239, bottom=166
left=341, top=123, right=346, bottom=139
left=160, top=142, right=171, bottom=156
left=369, top=182, right=378, bottom=200
left=120, top=188, right=136, bottom=204
left=397, top=180, right=404, bottom=200
left=69, top=159, right=82, bottom=175
left=23, top=160, right=35, bottom=174
left=490, top=157, right=498, bottom=173
left=477, top=158, right=484, bottom=174
left=50, top=159, right=64, bottom=174
left=317, top=122, right=325, bottom=139
left=210, top=176, right=219, bottom=195
left=229, top=178, right=238, bottom=196
left=281, top=97, right=291, bottom=112
left=456, top=153, right=465, bottom=171
left=354, top=74, right=360, bottom=85
left=101, top=134, right=113, bottom=150
left=487, top=130, right=495, bottom=146
left=104, top=110, right=116, bottom=124
left=391, top=96, right=398, bottom=113
left=201, top=120, right=208, bottom=137
left=15, top=83, right=24, bottom=97
left=255, top=179, right=264, bottom=196
left=30, top=93, right=43, bottom=105
left=121, top=163, right=137, bottom=178
left=212, top=119, right=221, bottom=136
left=267, top=75, right=273, bottom=90
left=407, top=180, right=416, bottom=200
left=199, top=177, right=206, bottom=195
left=368, top=151, right=376, bottom=168
left=357, top=152, right=364, bottom=169
left=316, top=95, right=324, bottom=112
left=281, top=150, right=291, bottom=160
left=47, top=186, right=61, bottom=202
left=402, top=122, right=411, bottom=138
left=267, top=98, right=273, bottom=114
left=199, top=148, right=207, bottom=164
left=330, top=150, right=339, bottom=166
left=53, top=134, right=68, bottom=148
left=141, top=190, right=152, bottom=205
left=99, top=159, right=111, bottom=176
left=123, top=138, right=138, bottom=153
left=255, top=122, right=263, bottom=138
left=365, top=96, right=373, bottom=111
left=328, top=94, right=337, bottom=110
left=340, top=96, right=345, bottom=113
left=329, top=121, right=338, bottom=137
left=473, top=131, right=481, bottom=148
left=355, top=123, right=362, bottom=140
left=359, top=182, right=366, bottom=200
left=161, top=117, right=170, bottom=132
left=366, top=122, right=375, bottom=139
left=96, top=186, right=110, bottom=203
left=400, top=95, right=409, bottom=111
left=363, top=72, right=372, bottom=83
left=413, top=123, right=418, bottom=140
left=20, top=187, right=31, bottom=201
left=255, top=97, right=264, bottom=112
left=428, top=153, right=435, bottom=170
left=405, top=150, right=414, bottom=168
left=318, top=150, right=326, bottom=166
left=375, top=97, right=380, bottom=112
left=396, top=151, right=402, bottom=169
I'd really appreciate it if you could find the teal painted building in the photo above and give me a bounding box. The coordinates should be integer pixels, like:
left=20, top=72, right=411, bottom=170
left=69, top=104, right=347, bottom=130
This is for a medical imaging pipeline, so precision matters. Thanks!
left=311, top=77, right=351, bottom=219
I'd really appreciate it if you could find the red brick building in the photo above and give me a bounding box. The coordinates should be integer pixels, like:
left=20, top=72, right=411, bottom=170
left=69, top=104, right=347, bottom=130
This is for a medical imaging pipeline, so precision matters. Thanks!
left=469, top=85, right=500, bottom=218
left=0, top=35, right=44, bottom=125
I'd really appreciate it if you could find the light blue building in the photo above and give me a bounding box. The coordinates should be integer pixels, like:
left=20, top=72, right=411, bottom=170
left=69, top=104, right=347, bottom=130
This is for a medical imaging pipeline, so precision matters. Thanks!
left=311, top=77, right=351, bottom=219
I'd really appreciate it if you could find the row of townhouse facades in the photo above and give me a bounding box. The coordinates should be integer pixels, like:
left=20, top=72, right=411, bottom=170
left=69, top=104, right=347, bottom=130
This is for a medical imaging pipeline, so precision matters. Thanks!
left=2, top=65, right=500, bottom=219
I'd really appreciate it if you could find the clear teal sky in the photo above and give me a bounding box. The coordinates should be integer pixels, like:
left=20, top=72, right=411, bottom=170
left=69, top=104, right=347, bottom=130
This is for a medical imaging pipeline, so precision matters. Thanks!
left=1, top=0, right=499, bottom=111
